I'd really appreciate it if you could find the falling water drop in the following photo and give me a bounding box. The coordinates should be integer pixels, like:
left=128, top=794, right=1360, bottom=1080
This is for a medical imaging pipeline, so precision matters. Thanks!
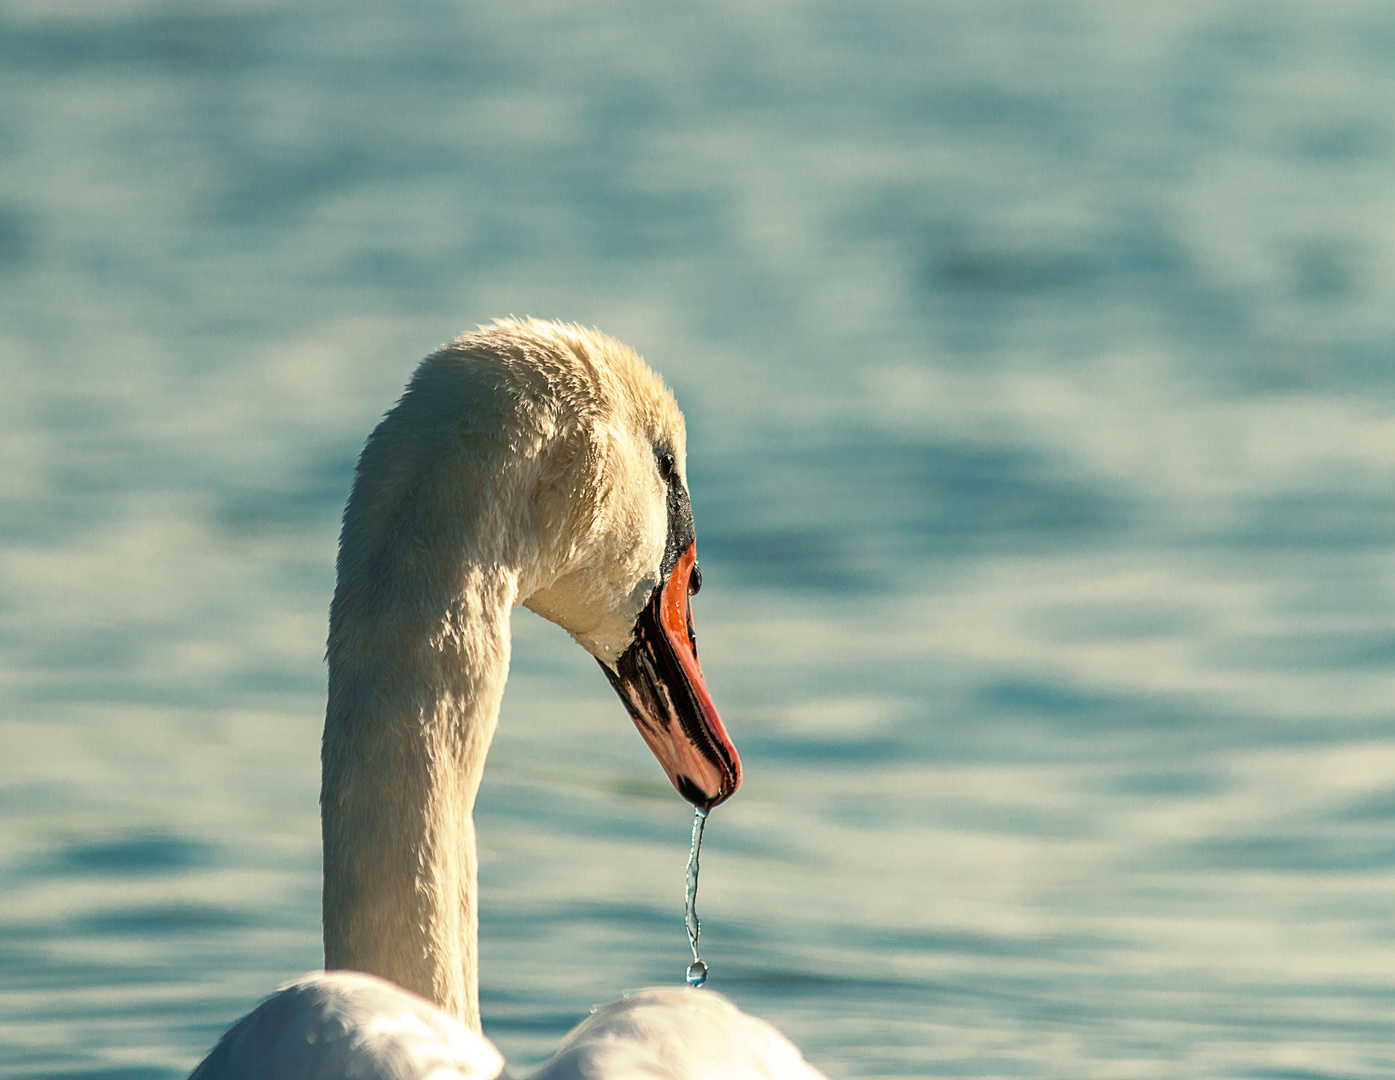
left=684, top=806, right=708, bottom=987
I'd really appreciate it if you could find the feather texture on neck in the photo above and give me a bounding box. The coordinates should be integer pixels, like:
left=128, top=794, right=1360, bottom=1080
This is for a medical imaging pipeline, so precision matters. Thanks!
left=320, top=320, right=685, bottom=1032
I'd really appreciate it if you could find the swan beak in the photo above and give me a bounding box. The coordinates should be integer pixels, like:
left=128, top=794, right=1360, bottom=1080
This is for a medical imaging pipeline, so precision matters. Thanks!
left=600, top=542, right=742, bottom=809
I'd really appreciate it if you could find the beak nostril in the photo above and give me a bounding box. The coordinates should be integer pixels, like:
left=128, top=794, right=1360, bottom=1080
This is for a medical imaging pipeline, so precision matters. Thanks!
left=689, top=563, right=702, bottom=596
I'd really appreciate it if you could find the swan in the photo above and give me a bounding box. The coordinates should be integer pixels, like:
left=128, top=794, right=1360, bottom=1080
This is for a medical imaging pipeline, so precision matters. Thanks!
left=189, top=319, right=827, bottom=1079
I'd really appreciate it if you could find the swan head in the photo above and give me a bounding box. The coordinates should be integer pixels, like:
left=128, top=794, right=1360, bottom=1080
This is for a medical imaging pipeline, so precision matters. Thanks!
left=336, top=318, right=741, bottom=809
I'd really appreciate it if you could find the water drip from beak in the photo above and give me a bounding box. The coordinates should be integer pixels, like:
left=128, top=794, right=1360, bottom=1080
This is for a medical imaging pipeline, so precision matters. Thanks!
left=684, top=806, right=709, bottom=987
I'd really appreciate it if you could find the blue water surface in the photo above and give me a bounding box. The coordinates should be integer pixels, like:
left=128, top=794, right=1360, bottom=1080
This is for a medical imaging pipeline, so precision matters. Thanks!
left=2, top=3, right=1394, bottom=1077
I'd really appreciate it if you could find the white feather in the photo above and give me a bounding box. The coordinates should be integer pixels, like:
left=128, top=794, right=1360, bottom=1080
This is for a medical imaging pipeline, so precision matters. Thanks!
left=190, top=972, right=504, bottom=1080
left=192, top=977, right=826, bottom=1080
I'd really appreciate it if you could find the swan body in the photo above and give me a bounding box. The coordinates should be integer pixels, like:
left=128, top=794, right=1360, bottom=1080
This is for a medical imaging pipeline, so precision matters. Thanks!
left=190, top=320, right=822, bottom=1079
left=189, top=972, right=504, bottom=1080
left=192, top=973, right=824, bottom=1080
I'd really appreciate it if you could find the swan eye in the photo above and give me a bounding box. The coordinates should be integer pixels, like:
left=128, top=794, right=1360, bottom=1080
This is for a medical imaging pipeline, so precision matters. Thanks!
left=689, top=563, right=702, bottom=596
left=658, top=453, right=675, bottom=482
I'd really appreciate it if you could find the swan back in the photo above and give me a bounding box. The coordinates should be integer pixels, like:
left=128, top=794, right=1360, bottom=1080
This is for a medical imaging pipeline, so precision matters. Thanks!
left=532, top=988, right=828, bottom=1080
left=189, top=971, right=505, bottom=1080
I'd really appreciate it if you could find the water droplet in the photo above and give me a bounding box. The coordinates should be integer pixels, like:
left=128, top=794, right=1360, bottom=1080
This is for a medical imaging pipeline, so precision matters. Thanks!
left=686, top=960, right=708, bottom=987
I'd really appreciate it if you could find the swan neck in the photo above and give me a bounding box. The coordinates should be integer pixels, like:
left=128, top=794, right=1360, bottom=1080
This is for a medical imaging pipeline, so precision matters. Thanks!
left=321, top=561, right=517, bottom=1034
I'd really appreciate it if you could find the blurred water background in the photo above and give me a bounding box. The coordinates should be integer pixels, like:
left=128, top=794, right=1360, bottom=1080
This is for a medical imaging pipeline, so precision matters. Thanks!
left=3, top=2, right=1395, bottom=1077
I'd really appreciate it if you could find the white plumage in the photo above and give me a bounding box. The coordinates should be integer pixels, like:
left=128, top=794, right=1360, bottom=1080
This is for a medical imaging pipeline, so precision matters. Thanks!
left=189, top=320, right=824, bottom=1080
left=537, top=986, right=823, bottom=1080
left=193, top=974, right=824, bottom=1080
left=190, top=972, right=504, bottom=1080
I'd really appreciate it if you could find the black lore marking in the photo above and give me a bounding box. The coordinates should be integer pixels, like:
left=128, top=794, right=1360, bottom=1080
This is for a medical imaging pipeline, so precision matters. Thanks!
left=660, top=472, right=696, bottom=581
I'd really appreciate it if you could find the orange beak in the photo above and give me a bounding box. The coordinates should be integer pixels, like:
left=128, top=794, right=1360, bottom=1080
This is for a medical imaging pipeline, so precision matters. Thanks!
left=600, top=542, right=742, bottom=808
